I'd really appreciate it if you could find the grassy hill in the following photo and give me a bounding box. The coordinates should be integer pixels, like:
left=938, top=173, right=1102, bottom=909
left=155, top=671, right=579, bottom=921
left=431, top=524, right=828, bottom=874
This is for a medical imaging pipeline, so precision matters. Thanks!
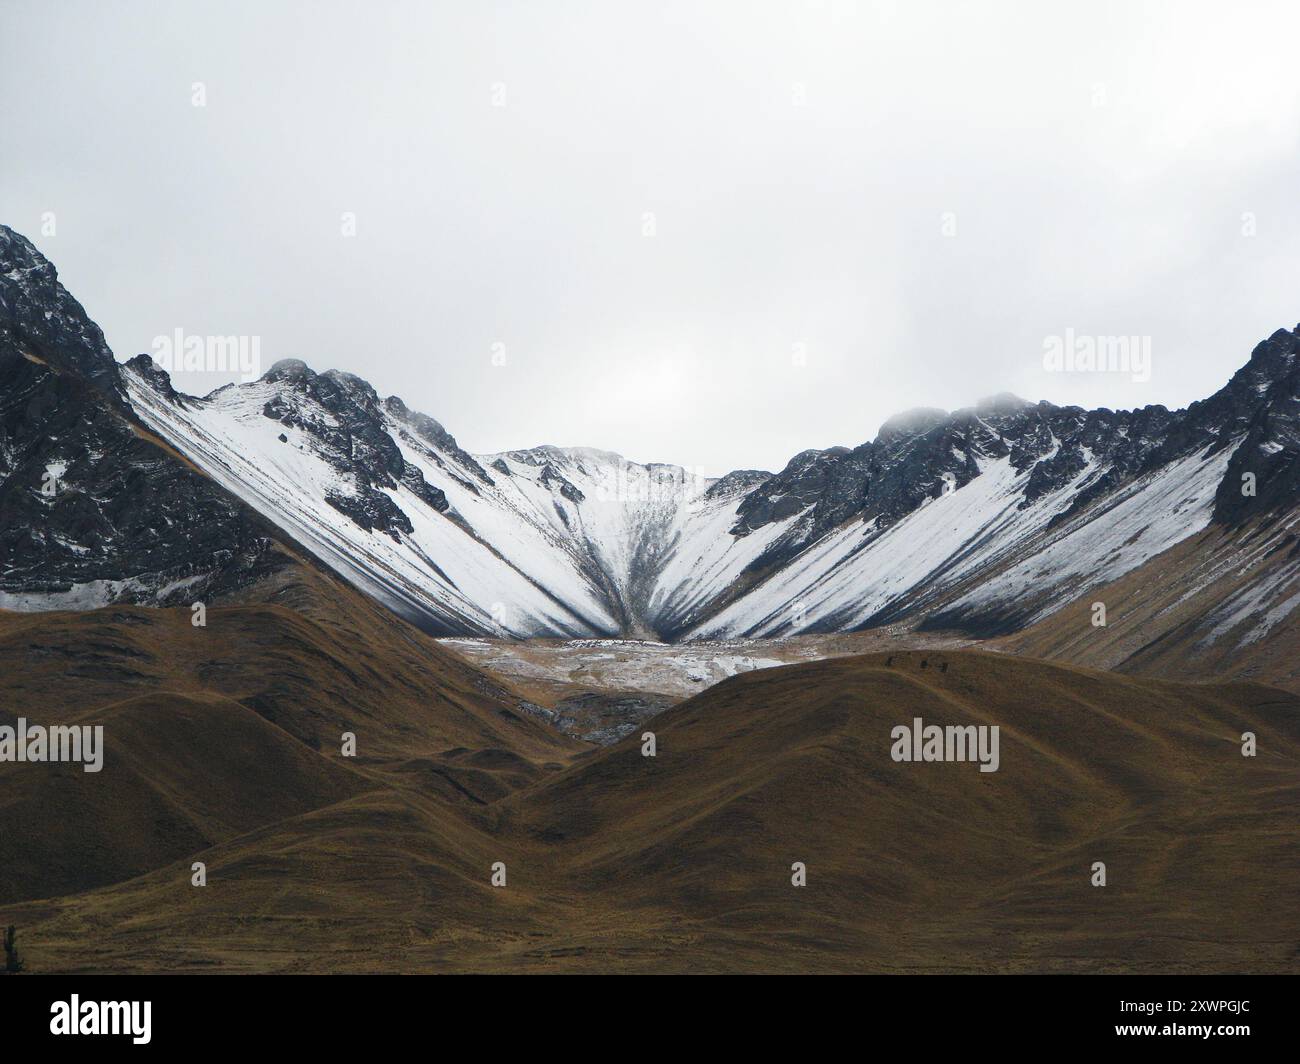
left=3, top=637, right=1295, bottom=973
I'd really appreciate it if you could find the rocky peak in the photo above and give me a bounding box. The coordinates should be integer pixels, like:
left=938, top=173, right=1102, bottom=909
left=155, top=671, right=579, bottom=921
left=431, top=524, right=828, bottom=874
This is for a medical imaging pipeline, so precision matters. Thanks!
left=124, top=353, right=184, bottom=404
left=876, top=407, right=949, bottom=444
left=1, top=227, right=285, bottom=609
left=703, top=468, right=772, bottom=501
left=0, top=225, right=126, bottom=407
left=974, top=392, right=1032, bottom=416
left=262, top=357, right=314, bottom=382
left=259, top=359, right=402, bottom=481
left=729, top=325, right=1300, bottom=561
left=383, top=394, right=494, bottom=486
left=1210, top=325, right=1300, bottom=524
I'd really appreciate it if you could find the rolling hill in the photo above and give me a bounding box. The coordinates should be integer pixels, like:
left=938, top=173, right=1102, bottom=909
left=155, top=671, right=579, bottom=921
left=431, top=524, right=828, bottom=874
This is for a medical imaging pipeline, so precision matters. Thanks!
left=4, top=649, right=1295, bottom=973
left=0, top=557, right=582, bottom=908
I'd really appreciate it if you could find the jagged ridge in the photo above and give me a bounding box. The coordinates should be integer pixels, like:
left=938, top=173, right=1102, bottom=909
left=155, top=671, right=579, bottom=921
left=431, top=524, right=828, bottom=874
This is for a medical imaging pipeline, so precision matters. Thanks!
left=4, top=223, right=1299, bottom=647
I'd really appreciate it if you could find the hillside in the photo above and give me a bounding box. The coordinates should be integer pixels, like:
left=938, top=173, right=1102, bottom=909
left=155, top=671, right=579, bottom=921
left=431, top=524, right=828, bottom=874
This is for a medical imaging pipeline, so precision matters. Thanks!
left=0, top=559, right=582, bottom=907
left=994, top=519, right=1300, bottom=693
left=4, top=649, right=1296, bottom=973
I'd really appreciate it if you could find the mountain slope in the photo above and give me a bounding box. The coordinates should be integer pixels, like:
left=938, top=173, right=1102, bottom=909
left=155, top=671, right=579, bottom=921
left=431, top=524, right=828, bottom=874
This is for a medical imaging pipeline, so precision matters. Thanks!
left=123, top=353, right=784, bottom=636
left=5, top=650, right=1297, bottom=973
left=0, top=689, right=368, bottom=905
left=994, top=518, right=1300, bottom=693
left=6, top=223, right=1300, bottom=662
left=0, top=558, right=582, bottom=907
left=120, top=324, right=1300, bottom=646
left=0, top=225, right=297, bottom=609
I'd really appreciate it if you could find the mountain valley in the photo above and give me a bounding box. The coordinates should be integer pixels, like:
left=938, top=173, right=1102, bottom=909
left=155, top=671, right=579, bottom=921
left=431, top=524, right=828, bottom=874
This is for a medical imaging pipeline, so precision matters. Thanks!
left=2, top=223, right=1299, bottom=974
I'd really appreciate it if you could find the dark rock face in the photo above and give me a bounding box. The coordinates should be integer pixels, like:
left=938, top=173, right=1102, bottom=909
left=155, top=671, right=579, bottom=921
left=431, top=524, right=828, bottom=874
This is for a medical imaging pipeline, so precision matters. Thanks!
left=732, top=446, right=863, bottom=536
left=124, top=352, right=185, bottom=404
left=704, top=469, right=772, bottom=501
left=384, top=395, right=494, bottom=488
left=539, top=463, right=585, bottom=503
left=400, top=465, right=449, bottom=513
left=323, top=489, right=413, bottom=539
left=0, top=226, right=126, bottom=407
left=262, top=361, right=406, bottom=485
left=249, top=359, right=466, bottom=537
left=1212, top=328, right=1300, bottom=524
left=0, top=346, right=284, bottom=606
left=0, top=227, right=285, bottom=607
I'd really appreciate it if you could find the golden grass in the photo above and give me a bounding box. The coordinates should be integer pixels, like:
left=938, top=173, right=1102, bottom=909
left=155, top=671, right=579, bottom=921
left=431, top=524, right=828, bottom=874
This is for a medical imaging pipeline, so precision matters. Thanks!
left=3, top=623, right=1296, bottom=973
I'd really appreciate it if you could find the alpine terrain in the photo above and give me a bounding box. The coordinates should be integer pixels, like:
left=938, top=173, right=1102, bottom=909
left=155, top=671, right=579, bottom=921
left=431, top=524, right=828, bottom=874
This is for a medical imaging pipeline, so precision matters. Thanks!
left=3, top=225, right=1299, bottom=697
left=3, top=225, right=1299, bottom=976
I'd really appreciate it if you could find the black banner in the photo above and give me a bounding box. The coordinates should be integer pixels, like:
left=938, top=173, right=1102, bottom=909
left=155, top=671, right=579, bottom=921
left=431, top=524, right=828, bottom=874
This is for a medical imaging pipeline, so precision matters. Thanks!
left=1, top=974, right=1291, bottom=1051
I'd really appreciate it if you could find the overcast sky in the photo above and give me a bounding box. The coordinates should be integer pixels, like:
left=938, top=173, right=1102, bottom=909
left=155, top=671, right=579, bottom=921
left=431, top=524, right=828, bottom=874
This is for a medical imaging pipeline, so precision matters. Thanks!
left=3, top=0, right=1299, bottom=474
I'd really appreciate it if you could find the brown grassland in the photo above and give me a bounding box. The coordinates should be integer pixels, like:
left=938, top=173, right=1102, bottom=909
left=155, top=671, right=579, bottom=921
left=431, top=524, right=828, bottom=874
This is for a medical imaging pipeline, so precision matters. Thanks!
left=1, top=558, right=1297, bottom=973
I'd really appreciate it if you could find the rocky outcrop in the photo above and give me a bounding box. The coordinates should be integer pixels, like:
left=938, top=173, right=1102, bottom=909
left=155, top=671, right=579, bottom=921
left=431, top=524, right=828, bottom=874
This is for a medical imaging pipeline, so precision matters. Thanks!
left=730, top=329, right=1300, bottom=564
left=0, top=228, right=286, bottom=607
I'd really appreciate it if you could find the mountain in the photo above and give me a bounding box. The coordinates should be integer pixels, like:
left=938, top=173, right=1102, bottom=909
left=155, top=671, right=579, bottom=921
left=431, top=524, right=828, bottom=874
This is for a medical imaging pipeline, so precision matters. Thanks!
left=123, top=353, right=734, bottom=636
left=994, top=519, right=1300, bottom=693
left=5, top=650, right=1297, bottom=972
left=122, top=317, right=1300, bottom=655
left=5, top=223, right=1300, bottom=688
left=4, top=224, right=1300, bottom=975
left=0, top=226, right=292, bottom=610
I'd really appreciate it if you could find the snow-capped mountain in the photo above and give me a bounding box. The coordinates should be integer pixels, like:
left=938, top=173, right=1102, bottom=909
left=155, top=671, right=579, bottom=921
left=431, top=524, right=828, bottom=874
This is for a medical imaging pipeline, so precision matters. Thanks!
left=123, top=352, right=763, bottom=636
left=5, top=223, right=1299, bottom=651
left=122, top=325, right=1300, bottom=642
left=703, top=329, right=1300, bottom=638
